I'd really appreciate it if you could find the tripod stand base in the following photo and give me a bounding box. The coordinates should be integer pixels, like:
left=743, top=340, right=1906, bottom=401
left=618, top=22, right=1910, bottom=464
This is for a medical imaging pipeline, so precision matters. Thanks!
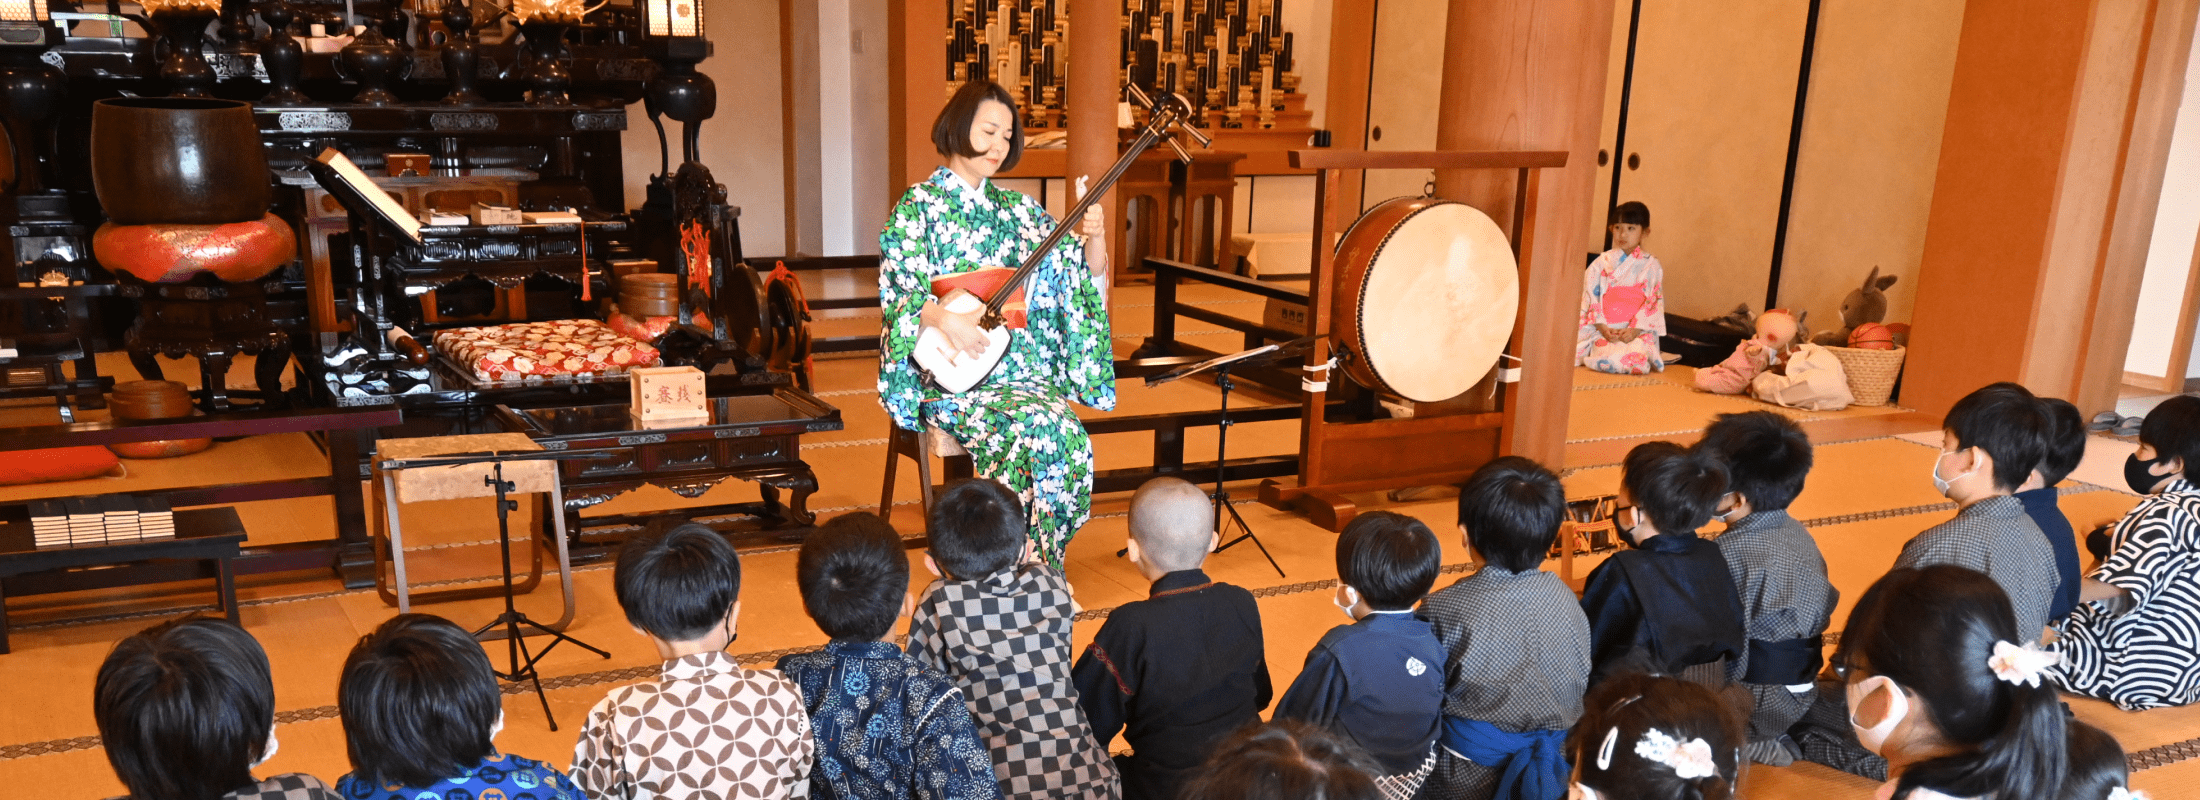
left=473, top=610, right=610, bottom=732
left=1210, top=492, right=1284, bottom=577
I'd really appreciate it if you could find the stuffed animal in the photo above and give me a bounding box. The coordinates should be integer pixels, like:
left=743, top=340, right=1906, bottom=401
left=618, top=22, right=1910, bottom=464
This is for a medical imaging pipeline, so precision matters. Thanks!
left=1694, top=309, right=1810, bottom=395
left=1812, top=266, right=1901, bottom=347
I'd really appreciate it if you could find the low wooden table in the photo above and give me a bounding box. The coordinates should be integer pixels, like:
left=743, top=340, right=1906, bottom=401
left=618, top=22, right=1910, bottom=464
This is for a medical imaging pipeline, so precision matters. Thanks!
left=0, top=506, right=248, bottom=654
left=494, top=389, right=843, bottom=556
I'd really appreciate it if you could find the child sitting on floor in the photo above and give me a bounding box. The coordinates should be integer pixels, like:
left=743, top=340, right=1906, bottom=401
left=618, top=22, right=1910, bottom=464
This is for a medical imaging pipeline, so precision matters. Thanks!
left=1418, top=457, right=1592, bottom=800
left=1692, top=310, right=1800, bottom=395
left=334, top=614, right=581, bottom=800
left=2065, top=721, right=2134, bottom=800
left=908, top=479, right=1120, bottom=800
left=2019, top=397, right=2087, bottom=624
left=1898, top=382, right=2058, bottom=638
left=1577, top=201, right=1667, bottom=375
left=1074, top=477, right=1272, bottom=800
left=573, top=523, right=814, bottom=800
left=1566, top=672, right=1744, bottom=800
left=1693, top=411, right=1837, bottom=767
left=95, top=616, right=340, bottom=800
left=1580, top=442, right=1746, bottom=689
left=2054, top=394, right=2200, bottom=711
left=1181, top=721, right=1386, bottom=800
left=1275, top=511, right=1446, bottom=800
left=1815, top=566, right=2069, bottom=799
left=775, top=513, right=1002, bottom=800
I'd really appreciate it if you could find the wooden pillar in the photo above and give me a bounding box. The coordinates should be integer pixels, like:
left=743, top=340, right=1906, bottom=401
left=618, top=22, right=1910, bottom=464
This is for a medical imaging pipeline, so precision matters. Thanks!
left=887, top=0, right=948, bottom=196
left=1906, top=0, right=2177, bottom=416
left=2075, top=0, right=2200, bottom=415
left=1430, top=0, right=1617, bottom=465
left=1068, top=0, right=1120, bottom=243
left=1323, top=0, right=1378, bottom=209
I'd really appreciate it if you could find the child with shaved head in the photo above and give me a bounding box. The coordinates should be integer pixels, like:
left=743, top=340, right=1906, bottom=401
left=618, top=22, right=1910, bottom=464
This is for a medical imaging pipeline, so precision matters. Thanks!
left=1073, top=477, right=1273, bottom=800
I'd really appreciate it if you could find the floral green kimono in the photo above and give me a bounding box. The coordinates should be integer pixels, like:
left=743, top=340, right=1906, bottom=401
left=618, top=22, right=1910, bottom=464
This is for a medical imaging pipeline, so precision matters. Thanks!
left=878, top=167, right=1116, bottom=566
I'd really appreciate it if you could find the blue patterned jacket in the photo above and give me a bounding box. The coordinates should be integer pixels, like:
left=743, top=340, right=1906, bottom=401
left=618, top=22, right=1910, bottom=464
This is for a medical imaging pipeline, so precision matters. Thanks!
left=778, top=640, right=1004, bottom=800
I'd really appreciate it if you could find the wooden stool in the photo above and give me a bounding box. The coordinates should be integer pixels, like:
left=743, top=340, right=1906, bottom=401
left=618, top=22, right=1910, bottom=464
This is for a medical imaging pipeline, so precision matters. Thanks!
left=1175, top=151, right=1245, bottom=268
left=879, top=425, right=974, bottom=528
left=371, top=433, right=580, bottom=630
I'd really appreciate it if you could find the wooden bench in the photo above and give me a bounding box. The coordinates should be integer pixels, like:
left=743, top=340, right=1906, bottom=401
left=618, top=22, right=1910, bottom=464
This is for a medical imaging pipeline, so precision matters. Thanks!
left=0, top=506, right=248, bottom=654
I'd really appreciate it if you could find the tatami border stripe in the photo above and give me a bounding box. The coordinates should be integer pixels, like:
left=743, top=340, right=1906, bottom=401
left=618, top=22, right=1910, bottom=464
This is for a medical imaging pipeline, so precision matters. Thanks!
left=12, top=543, right=2200, bottom=773
left=0, top=552, right=1461, bottom=762
left=1573, top=378, right=1663, bottom=392
left=0, top=427, right=2150, bottom=766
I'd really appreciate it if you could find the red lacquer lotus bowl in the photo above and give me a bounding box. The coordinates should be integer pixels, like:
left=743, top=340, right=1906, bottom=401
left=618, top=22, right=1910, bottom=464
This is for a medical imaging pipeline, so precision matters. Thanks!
left=93, top=213, right=296, bottom=283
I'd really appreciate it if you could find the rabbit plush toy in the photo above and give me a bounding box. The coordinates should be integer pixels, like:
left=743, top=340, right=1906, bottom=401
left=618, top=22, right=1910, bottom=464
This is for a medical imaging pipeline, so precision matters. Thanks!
left=1811, top=267, right=1901, bottom=347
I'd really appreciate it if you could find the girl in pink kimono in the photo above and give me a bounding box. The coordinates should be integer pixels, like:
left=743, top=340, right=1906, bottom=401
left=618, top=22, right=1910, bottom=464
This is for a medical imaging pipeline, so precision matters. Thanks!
left=1578, top=202, right=1666, bottom=375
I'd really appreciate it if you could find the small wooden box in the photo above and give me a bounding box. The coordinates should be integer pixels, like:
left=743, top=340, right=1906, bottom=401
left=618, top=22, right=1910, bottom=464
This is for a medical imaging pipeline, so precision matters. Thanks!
left=471, top=202, right=524, bottom=225
left=1262, top=296, right=1308, bottom=333
left=386, top=153, right=431, bottom=177
left=629, top=366, right=707, bottom=421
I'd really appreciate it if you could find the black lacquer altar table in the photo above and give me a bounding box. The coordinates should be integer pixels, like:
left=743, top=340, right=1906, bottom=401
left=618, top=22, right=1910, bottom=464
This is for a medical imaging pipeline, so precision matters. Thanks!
left=494, top=389, right=842, bottom=558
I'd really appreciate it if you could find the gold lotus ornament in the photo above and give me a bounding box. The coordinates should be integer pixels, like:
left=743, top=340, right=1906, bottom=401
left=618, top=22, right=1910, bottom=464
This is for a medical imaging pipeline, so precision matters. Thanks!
left=506, top=0, right=606, bottom=25
left=138, top=0, right=222, bottom=14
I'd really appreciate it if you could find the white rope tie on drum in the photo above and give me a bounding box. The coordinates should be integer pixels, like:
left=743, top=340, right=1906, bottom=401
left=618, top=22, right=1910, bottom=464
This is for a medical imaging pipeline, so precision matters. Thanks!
left=1497, top=353, right=1523, bottom=384
left=1301, top=356, right=1340, bottom=393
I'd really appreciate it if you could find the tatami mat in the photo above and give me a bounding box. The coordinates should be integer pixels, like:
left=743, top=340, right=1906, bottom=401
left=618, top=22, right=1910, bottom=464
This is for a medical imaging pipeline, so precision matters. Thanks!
left=1, top=287, right=2193, bottom=800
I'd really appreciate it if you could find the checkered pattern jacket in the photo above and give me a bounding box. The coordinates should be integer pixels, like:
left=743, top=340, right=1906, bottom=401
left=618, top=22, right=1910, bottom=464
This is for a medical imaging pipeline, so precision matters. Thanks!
left=908, top=564, right=1121, bottom=800
left=115, top=773, right=343, bottom=800
left=1894, top=494, right=2057, bottom=638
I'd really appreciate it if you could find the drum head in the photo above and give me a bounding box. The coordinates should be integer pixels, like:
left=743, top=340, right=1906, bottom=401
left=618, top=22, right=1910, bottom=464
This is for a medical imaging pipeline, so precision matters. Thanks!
left=1351, top=202, right=1518, bottom=403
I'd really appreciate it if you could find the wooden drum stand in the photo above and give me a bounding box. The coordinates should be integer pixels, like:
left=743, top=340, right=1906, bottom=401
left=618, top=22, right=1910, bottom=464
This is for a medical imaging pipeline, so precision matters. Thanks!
left=1257, top=150, right=1568, bottom=531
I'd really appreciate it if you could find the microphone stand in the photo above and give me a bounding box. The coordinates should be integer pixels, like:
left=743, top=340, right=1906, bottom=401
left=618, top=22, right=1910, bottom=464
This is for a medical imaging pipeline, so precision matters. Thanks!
left=1134, top=336, right=1321, bottom=577
left=376, top=448, right=618, bottom=730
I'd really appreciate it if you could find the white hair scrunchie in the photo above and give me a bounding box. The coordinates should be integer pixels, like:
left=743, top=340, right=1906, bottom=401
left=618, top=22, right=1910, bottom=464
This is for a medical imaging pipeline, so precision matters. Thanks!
left=1986, top=639, right=2063, bottom=688
left=1633, top=728, right=1718, bottom=780
left=2109, top=786, right=2149, bottom=800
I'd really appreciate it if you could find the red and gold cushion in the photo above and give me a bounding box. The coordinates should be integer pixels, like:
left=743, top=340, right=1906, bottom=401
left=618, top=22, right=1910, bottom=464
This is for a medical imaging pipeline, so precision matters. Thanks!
left=433, top=320, right=661, bottom=381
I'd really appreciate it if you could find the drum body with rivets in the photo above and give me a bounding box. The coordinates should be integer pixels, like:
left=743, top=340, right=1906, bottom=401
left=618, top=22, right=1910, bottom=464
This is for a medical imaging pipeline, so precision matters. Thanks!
left=1330, top=196, right=1519, bottom=403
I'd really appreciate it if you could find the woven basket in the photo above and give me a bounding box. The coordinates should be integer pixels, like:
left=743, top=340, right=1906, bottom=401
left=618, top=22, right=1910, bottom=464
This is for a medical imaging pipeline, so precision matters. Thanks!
left=1824, top=345, right=1907, bottom=406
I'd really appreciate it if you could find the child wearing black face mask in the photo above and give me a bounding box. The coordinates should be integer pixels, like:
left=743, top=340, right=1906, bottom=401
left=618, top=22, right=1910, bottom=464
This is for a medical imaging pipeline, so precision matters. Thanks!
left=1578, top=442, right=1747, bottom=694
left=2054, top=393, right=2200, bottom=710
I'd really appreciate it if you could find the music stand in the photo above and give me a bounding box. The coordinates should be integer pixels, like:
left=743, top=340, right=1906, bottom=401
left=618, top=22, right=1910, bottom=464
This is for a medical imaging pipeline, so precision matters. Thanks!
left=1144, top=336, right=1321, bottom=577
left=376, top=449, right=617, bottom=730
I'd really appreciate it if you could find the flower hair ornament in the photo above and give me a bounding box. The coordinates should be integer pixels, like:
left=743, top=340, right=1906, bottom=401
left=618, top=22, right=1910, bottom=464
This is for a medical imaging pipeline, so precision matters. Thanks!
left=1633, top=728, right=1719, bottom=780
left=2109, top=786, right=2150, bottom=800
left=1987, top=640, right=2064, bottom=688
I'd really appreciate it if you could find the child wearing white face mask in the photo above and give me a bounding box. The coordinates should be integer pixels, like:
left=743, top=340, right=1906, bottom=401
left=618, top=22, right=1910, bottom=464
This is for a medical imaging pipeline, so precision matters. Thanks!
left=1274, top=511, right=1448, bottom=799
left=1899, top=383, right=2059, bottom=639
left=1828, top=565, right=2069, bottom=800
left=334, top=614, right=581, bottom=800
left=1564, top=672, right=1743, bottom=800
left=1694, top=411, right=1837, bottom=767
left=95, top=616, right=339, bottom=800
left=1579, top=442, right=1747, bottom=692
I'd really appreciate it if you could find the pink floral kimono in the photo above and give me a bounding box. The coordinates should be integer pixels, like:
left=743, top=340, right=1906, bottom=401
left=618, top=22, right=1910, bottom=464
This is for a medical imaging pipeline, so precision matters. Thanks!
left=1577, top=248, right=1666, bottom=374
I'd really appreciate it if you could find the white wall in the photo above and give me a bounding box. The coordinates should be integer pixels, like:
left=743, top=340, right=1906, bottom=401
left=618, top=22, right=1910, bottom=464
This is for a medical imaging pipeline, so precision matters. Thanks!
left=778, top=0, right=889, bottom=257
left=2126, top=8, right=2200, bottom=380
left=619, top=0, right=790, bottom=257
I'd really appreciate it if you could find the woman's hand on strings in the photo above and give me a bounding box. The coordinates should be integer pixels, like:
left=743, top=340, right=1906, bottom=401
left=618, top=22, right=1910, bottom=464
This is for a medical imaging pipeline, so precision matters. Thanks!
left=1080, top=205, right=1106, bottom=240
left=921, top=289, right=992, bottom=358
